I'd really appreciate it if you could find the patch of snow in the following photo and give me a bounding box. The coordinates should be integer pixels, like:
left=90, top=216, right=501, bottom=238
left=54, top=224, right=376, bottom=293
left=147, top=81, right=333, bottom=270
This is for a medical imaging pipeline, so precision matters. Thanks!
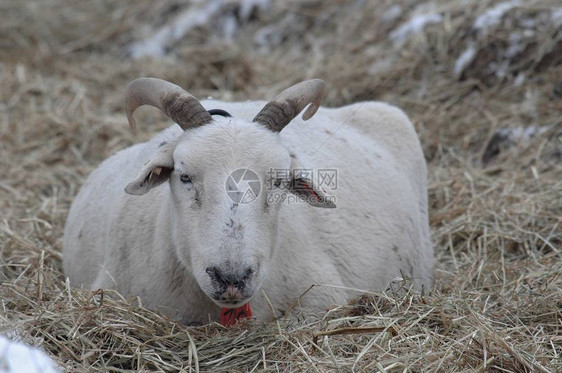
left=514, top=73, right=525, bottom=86
left=254, top=25, right=282, bottom=51
left=253, top=12, right=299, bottom=52
left=128, top=0, right=273, bottom=57
left=522, top=29, right=534, bottom=38
left=382, top=5, right=402, bottom=23
left=491, top=61, right=509, bottom=78
left=222, top=15, right=238, bottom=41
left=523, top=125, right=547, bottom=138
left=505, top=33, right=523, bottom=59
left=239, top=0, right=271, bottom=22
left=551, top=8, right=562, bottom=27
left=389, top=13, right=443, bottom=43
left=0, top=335, right=60, bottom=373
left=497, top=125, right=549, bottom=142
left=484, top=124, right=551, bottom=162
left=519, top=17, right=536, bottom=29
left=472, top=0, right=522, bottom=33
left=454, top=46, right=476, bottom=77
left=128, top=0, right=226, bottom=58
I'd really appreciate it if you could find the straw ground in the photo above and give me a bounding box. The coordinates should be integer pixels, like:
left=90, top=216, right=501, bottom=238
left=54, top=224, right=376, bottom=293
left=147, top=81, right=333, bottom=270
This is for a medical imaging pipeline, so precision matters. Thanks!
left=1, top=0, right=560, bottom=371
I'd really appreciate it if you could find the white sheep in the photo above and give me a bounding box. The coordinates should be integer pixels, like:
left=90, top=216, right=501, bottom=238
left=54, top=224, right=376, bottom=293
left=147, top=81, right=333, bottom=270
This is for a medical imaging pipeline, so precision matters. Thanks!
left=63, top=78, right=433, bottom=325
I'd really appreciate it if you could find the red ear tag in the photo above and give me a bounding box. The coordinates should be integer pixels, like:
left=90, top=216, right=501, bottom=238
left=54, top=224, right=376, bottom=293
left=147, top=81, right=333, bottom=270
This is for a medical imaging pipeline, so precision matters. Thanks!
left=220, top=303, right=253, bottom=326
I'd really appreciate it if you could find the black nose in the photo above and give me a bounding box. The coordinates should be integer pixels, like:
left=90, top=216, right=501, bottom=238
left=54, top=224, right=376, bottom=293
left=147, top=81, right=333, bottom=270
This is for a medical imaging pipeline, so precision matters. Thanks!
left=206, top=266, right=254, bottom=288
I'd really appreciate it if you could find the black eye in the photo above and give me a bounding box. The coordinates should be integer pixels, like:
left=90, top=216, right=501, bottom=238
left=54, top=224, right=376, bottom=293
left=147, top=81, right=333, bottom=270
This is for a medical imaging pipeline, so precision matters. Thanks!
left=180, top=174, right=192, bottom=184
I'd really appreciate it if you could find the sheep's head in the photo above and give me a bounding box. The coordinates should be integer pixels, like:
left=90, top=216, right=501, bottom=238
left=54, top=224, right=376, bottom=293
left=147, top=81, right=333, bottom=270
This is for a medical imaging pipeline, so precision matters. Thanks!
left=122, top=78, right=333, bottom=309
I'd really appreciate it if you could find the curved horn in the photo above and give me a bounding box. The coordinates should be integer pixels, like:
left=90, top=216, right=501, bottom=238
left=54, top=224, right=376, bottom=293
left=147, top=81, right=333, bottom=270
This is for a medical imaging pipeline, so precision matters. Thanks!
left=125, top=78, right=212, bottom=132
left=253, top=79, right=326, bottom=132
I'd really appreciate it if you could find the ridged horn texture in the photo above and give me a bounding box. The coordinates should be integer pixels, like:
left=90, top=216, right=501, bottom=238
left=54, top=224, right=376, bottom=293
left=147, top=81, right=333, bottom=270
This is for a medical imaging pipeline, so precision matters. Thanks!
left=125, top=78, right=212, bottom=132
left=253, top=79, right=326, bottom=132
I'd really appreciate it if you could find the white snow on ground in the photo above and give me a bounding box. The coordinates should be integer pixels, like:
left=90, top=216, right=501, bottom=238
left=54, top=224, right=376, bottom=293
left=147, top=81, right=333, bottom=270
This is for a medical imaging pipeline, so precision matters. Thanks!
left=472, top=0, right=522, bottom=33
left=0, top=336, right=60, bottom=373
left=455, top=1, right=529, bottom=77
left=128, top=0, right=271, bottom=58
left=129, top=0, right=226, bottom=58
left=253, top=13, right=298, bottom=51
left=497, top=125, right=549, bottom=143
left=454, top=46, right=476, bottom=77
left=253, top=24, right=284, bottom=51
left=551, top=8, right=562, bottom=26
left=505, top=33, right=521, bottom=58
left=514, top=73, right=525, bottom=86
left=239, top=0, right=271, bottom=22
left=221, top=15, right=238, bottom=41
left=490, top=61, right=510, bottom=78
left=225, top=0, right=272, bottom=41
left=389, top=13, right=443, bottom=43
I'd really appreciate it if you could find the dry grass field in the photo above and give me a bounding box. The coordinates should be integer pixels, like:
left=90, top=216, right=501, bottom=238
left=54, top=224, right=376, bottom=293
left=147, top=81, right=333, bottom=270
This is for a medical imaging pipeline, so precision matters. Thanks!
left=1, top=0, right=561, bottom=371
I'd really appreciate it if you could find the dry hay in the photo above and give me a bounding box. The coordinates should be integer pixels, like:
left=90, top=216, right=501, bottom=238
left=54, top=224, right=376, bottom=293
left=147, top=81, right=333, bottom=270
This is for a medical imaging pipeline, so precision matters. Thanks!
left=1, top=0, right=561, bottom=371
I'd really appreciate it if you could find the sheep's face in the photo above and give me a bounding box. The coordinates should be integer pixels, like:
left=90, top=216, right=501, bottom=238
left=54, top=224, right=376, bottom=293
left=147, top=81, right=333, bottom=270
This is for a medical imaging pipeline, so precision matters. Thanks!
left=124, top=116, right=334, bottom=308
left=170, top=119, right=292, bottom=308
left=122, top=78, right=331, bottom=309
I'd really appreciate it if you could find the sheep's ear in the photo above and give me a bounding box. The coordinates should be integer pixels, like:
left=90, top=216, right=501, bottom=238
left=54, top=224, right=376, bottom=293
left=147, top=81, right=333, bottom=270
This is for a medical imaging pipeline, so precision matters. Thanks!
left=288, top=174, right=336, bottom=208
left=125, top=165, right=173, bottom=195
left=288, top=156, right=336, bottom=208
left=125, top=142, right=175, bottom=195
